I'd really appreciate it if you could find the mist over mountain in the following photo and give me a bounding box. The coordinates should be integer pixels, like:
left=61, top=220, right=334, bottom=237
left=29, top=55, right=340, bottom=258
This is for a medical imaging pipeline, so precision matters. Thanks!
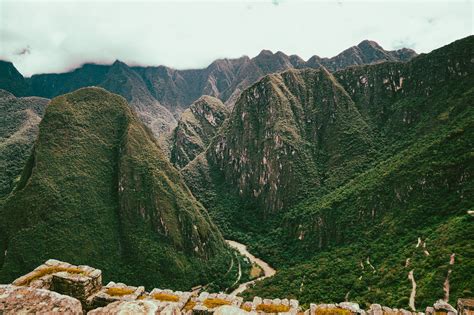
left=0, top=40, right=416, bottom=137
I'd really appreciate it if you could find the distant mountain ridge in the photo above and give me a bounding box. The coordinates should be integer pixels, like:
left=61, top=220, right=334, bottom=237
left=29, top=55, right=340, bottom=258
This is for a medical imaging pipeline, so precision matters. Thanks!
left=0, top=40, right=416, bottom=136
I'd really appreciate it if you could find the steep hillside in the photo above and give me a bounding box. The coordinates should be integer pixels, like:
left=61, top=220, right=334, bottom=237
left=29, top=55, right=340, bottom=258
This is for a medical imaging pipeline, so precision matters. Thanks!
left=182, top=36, right=474, bottom=309
left=0, top=90, right=49, bottom=197
left=245, top=102, right=473, bottom=309
left=170, top=96, right=229, bottom=169
left=99, top=60, right=177, bottom=135
left=0, top=87, right=231, bottom=290
left=29, top=61, right=177, bottom=137
left=0, top=61, right=31, bottom=96
left=203, top=68, right=376, bottom=214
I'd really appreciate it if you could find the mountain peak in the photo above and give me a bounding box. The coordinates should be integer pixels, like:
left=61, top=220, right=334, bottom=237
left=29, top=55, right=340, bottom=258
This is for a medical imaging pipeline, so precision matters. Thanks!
left=111, top=59, right=127, bottom=67
left=257, top=49, right=274, bottom=57
left=357, top=39, right=384, bottom=50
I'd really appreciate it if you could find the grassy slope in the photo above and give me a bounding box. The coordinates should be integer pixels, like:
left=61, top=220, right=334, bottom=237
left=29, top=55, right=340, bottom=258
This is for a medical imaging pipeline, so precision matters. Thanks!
left=0, top=87, right=232, bottom=290
left=0, top=90, right=49, bottom=198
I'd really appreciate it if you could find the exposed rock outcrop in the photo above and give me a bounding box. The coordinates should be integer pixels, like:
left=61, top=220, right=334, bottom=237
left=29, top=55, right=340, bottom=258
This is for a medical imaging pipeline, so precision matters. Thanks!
left=170, top=95, right=229, bottom=168
left=0, top=284, right=83, bottom=314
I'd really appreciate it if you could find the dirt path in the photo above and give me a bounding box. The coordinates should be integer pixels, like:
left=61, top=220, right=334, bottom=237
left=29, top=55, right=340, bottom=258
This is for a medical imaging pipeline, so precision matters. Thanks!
left=408, top=269, right=417, bottom=311
left=226, top=240, right=276, bottom=296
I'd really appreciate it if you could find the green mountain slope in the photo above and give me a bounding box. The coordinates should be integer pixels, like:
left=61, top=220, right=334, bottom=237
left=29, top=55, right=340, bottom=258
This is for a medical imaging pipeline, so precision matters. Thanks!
left=0, top=90, right=49, bottom=198
left=99, top=60, right=177, bottom=136
left=182, top=36, right=474, bottom=309
left=0, top=87, right=231, bottom=290
left=0, top=61, right=31, bottom=96
left=245, top=102, right=473, bottom=308
left=170, top=95, right=229, bottom=169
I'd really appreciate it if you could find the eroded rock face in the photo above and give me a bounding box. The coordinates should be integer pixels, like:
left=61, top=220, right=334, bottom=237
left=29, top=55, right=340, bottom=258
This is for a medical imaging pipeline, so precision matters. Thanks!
left=170, top=95, right=229, bottom=169
left=88, top=300, right=181, bottom=315
left=0, top=284, right=83, bottom=314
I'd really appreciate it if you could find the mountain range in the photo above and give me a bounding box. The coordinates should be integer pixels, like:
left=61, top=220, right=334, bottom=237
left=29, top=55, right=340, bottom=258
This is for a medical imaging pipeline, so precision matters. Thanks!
left=181, top=36, right=474, bottom=308
left=0, top=36, right=472, bottom=311
left=0, top=40, right=416, bottom=137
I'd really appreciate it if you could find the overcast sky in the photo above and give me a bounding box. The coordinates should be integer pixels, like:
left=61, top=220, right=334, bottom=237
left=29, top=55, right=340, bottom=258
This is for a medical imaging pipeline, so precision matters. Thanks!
left=0, top=0, right=472, bottom=76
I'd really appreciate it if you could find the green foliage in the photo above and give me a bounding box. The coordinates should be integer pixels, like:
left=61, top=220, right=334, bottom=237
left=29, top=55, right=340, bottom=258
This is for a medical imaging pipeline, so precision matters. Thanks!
left=185, top=36, right=474, bottom=309
left=170, top=95, right=229, bottom=169
left=0, top=90, right=48, bottom=197
left=0, top=87, right=232, bottom=291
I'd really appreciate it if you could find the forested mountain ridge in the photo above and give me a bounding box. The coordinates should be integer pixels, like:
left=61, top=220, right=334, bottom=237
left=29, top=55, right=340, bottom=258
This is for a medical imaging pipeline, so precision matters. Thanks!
left=0, top=90, right=49, bottom=198
left=0, top=87, right=232, bottom=291
left=181, top=35, right=474, bottom=309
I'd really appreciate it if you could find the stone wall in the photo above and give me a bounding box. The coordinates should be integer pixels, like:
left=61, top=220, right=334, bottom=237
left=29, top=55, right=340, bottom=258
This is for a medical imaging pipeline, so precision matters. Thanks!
left=1, top=259, right=472, bottom=315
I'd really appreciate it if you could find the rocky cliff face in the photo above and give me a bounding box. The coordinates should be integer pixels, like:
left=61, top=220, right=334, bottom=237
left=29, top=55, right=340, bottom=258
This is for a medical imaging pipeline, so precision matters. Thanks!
left=0, top=90, right=49, bottom=197
left=0, top=87, right=230, bottom=290
left=170, top=96, right=229, bottom=169
left=29, top=60, right=177, bottom=137
left=205, top=68, right=375, bottom=213
left=99, top=60, right=177, bottom=136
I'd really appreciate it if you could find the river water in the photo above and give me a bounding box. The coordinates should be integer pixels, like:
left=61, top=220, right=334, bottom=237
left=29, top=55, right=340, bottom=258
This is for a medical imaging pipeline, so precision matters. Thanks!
left=225, top=240, right=276, bottom=296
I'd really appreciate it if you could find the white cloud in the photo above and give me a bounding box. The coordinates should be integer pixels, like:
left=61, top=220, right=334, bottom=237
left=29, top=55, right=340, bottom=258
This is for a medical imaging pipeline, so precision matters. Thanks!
left=0, top=0, right=472, bottom=76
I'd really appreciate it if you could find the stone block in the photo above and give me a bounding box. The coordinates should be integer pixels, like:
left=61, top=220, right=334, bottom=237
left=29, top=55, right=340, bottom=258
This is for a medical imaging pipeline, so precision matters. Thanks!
left=252, top=296, right=299, bottom=314
left=458, top=299, right=474, bottom=315
left=147, top=287, right=192, bottom=310
left=89, top=281, right=145, bottom=309
left=11, top=259, right=102, bottom=307
left=192, top=292, right=243, bottom=314
left=88, top=299, right=181, bottom=315
left=0, top=284, right=83, bottom=314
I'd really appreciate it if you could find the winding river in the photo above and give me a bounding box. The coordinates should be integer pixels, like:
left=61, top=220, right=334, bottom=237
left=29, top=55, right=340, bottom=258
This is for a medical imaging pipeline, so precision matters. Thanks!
left=225, top=240, right=276, bottom=296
